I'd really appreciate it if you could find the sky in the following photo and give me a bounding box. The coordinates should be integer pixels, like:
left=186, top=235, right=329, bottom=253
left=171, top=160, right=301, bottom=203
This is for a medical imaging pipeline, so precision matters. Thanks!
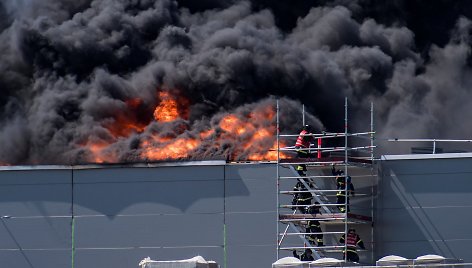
left=1, top=0, right=472, bottom=164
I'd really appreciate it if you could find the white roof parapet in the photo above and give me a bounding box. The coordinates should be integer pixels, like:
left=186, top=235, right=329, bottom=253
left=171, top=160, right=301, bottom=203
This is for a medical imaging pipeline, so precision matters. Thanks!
left=0, top=160, right=228, bottom=171
left=381, top=152, right=472, bottom=161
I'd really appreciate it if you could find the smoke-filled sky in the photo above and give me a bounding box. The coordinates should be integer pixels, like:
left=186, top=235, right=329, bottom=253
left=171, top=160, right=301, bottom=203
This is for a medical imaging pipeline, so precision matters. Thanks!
left=1, top=0, right=472, bottom=164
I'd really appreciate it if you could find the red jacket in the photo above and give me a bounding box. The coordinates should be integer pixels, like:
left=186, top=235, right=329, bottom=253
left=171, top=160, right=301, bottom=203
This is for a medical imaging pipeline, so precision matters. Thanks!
left=340, top=232, right=365, bottom=251
left=295, top=130, right=312, bottom=148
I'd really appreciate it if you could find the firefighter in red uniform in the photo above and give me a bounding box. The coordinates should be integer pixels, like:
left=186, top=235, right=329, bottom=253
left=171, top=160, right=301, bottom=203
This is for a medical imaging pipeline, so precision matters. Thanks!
left=295, top=125, right=314, bottom=158
left=339, top=228, right=365, bottom=262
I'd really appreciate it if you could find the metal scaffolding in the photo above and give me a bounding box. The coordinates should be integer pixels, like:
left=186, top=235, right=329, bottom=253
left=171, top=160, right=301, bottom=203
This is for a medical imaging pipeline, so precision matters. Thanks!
left=276, top=98, right=377, bottom=263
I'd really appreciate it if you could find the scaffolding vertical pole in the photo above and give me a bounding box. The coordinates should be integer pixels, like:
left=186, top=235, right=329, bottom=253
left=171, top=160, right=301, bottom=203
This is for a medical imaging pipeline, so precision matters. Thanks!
left=276, top=99, right=280, bottom=260
left=344, top=97, right=348, bottom=262
left=302, top=104, right=305, bottom=126
left=370, top=101, right=375, bottom=264
left=371, top=102, right=374, bottom=162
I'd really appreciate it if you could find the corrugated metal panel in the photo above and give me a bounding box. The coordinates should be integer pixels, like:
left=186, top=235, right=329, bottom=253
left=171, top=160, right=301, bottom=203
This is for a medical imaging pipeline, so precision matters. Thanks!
left=377, top=156, right=472, bottom=261
left=0, top=161, right=281, bottom=268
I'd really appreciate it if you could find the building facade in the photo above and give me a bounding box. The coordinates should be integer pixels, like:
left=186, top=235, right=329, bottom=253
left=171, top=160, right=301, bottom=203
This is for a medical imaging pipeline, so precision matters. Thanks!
left=0, top=153, right=471, bottom=268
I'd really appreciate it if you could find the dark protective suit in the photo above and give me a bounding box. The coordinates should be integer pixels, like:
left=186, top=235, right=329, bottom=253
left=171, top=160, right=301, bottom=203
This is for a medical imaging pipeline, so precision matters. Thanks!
left=306, top=204, right=323, bottom=246
left=293, top=250, right=315, bottom=261
left=292, top=181, right=312, bottom=214
left=332, top=166, right=355, bottom=212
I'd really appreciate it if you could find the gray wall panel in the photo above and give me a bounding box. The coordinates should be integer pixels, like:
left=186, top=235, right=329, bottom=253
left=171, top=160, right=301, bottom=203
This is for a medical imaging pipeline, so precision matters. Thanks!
left=375, top=240, right=472, bottom=260
left=225, top=212, right=275, bottom=245
left=377, top=156, right=472, bottom=261
left=0, top=162, right=305, bottom=267
left=74, top=180, right=224, bottom=216
left=75, top=214, right=223, bottom=248
left=225, top=164, right=274, bottom=213
left=0, top=169, right=70, bottom=184
left=0, top=170, right=71, bottom=217
left=74, top=166, right=224, bottom=216
left=0, top=217, right=71, bottom=249
left=75, top=166, right=224, bottom=183
left=0, top=250, right=71, bottom=268
left=382, top=158, right=472, bottom=175
left=378, top=207, right=472, bottom=241
left=226, top=245, right=275, bottom=268
left=0, top=219, right=20, bottom=249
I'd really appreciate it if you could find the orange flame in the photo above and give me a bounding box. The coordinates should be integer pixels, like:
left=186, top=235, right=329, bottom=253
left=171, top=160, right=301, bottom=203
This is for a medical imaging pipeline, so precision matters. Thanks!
left=85, top=88, right=289, bottom=163
left=86, top=141, right=118, bottom=163
left=142, top=138, right=200, bottom=160
left=154, top=92, right=180, bottom=122
left=200, top=129, right=215, bottom=139
left=247, top=141, right=289, bottom=161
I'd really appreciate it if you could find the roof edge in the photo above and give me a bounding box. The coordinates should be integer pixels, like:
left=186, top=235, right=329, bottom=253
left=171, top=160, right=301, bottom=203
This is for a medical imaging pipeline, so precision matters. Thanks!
left=0, top=160, right=227, bottom=171
left=381, top=152, right=472, bottom=161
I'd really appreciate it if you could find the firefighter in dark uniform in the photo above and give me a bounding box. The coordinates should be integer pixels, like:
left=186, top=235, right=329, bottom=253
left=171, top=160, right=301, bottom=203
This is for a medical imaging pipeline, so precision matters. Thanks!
left=295, top=125, right=314, bottom=158
left=339, top=228, right=365, bottom=262
left=292, top=248, right=314, bottom=261
left=292, top=181, right=312, bottom=214
left=306, top=202, right=323, bottom=247
left=296, top=164, right=307, bottom=176
left=296, top=164, right=314, bottom=187
left=332, top=165, right=355, bottom=213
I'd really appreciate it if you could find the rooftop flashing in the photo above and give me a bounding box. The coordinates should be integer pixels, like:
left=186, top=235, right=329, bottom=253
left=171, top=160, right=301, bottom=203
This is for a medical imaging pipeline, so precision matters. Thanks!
left=0, top=160, right=227, bottom=171
left=381, top=152, right=472, bottom=161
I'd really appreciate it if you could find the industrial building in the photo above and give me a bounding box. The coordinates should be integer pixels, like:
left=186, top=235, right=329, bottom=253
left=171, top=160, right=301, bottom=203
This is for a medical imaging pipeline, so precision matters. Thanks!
left=1, top=102, right=471, bottom=268
left=1, top=150, right=472, bottom=268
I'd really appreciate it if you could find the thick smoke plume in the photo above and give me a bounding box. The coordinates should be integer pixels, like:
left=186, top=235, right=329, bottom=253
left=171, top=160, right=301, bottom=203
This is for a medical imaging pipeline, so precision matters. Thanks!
left=1, top=0, right=472, bottom=164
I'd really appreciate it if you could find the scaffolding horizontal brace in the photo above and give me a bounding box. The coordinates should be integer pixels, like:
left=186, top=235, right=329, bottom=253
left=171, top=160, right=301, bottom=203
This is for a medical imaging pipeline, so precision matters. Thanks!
left=279, top=175, right=337, bottom=179
left=280, top=189, right=341, bottom=194
left=280, top=159, right=373, bottom=166
left=280, top=247, right=369, bottom=253
left=388, top=138, right=472, bottom=143
left=278, top=132, right=374, bottom=139
left=278, top=133, right=346, bottom=138
left=279, top=174, right=376, bottom=180
left=279, top=213, right=372, bottom=222
left=279, top=161, right=346, bottom=166
left=279, top=217, right=346, bottom=222
left=279, top=245, right=346, bottom=250
left=279, top=231, right=345, bottom=236
left=280, top=204, right=344, bottom=209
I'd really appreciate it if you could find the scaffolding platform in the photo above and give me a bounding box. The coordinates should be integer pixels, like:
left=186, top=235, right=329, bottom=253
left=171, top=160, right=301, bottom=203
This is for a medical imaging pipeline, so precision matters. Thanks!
left=279, top=157, right=373, bottom=166
left=279, top=213, right=372, bottom=224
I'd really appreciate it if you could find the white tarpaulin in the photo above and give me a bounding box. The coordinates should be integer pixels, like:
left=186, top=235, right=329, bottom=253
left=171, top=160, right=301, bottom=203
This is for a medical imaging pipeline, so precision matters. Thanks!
left=376, top=255, right=411, bottom=266
left=272, top=257, right=305, bottom=268
left=414, top=255, right=446, bottom=264
left=139, top=256, right=219, bottom=268
left=311, top=258, right=343, bottom=267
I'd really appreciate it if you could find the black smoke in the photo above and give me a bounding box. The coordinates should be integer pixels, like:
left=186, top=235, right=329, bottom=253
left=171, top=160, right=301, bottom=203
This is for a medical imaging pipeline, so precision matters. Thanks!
left=1, top=0, right=472, bottom=164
